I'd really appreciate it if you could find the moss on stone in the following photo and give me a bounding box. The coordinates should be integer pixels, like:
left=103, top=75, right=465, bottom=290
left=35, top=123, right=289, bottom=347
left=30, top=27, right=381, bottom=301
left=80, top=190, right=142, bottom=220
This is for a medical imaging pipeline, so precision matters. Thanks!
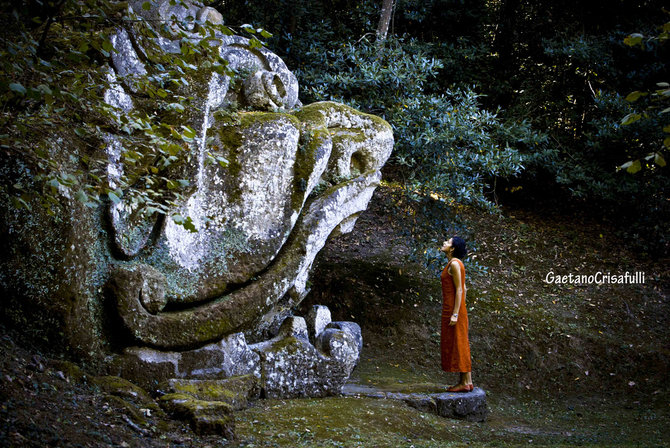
left=290, top=126, right=329, bottom=212
left=268, top=336, right=301, bottom=355
left=294, top=101, right=392, bottom=132
left=50, top=360, right=88, bottom=383
left=165, top=375, right=260, bottom=410
left=92, top=375, right=157, bottom=409
left=159, top=392, right=234, bottom=417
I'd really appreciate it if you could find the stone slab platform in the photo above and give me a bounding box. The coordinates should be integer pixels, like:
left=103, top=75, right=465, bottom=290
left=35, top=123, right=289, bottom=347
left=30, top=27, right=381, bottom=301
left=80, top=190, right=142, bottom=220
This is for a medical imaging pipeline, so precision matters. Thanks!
left=341, top=384, right=488, bottom=422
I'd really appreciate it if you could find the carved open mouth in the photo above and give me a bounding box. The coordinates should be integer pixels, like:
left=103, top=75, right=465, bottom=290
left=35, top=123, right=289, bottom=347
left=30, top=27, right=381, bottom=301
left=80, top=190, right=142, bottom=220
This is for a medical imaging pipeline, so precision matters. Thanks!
left=110, top=102, right=393, bottom=350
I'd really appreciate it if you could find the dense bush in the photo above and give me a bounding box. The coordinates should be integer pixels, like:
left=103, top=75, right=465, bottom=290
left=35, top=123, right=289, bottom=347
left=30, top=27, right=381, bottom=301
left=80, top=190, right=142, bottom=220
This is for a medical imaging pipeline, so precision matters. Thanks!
left=295, top=37, right=545, bottom=209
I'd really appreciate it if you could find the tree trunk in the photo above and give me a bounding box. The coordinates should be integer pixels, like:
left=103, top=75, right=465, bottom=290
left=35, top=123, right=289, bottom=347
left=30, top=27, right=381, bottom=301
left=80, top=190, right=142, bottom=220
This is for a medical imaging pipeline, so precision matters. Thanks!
left=376, top=0, right=394, bottom=42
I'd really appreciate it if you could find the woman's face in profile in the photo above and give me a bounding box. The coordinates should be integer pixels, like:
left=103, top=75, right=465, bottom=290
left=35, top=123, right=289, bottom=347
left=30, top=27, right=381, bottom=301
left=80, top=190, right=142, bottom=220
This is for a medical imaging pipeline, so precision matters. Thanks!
left=440, top=238, right=454, bottom=254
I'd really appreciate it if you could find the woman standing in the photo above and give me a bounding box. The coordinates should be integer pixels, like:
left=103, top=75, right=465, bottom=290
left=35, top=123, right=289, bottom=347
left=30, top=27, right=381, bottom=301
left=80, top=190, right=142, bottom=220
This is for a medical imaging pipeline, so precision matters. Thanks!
left=440, top=237, right=473, bottom=392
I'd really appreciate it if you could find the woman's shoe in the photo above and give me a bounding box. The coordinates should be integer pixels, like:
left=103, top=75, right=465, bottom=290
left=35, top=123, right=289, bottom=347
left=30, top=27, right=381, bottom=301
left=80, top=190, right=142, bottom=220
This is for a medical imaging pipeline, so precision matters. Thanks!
left=467, top=384, right=474, bottom=392
left=447, top=384, right=470, bottom=393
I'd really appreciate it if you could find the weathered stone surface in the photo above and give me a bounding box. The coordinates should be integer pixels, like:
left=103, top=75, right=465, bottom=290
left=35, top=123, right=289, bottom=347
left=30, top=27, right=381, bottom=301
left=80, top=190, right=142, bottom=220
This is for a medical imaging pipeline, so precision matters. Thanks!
left=341, top=384, right=488, bottom=422
left=163, top=375, right=261, bottom=410
left=159, top=393, right=235, bottom=438
left=251, top=325, right=359, bottom=398
left=315, top=328, right=359, bottom=373
left=108, top=332, right=261, bottom=390
left=178, top=333, right=260, bottom=379
left=434, top=388, right=488, bottom=422
left=197, top=6, right=223, bottom=25
left=326, top=321, right=363, bottom=358
left=277, top=316, right=309, bottom=340
left=306, top=305, right=332, bottom=342
left=108, top=347, right=180, bottom=391
left=252, top=337, right=323, bottom=398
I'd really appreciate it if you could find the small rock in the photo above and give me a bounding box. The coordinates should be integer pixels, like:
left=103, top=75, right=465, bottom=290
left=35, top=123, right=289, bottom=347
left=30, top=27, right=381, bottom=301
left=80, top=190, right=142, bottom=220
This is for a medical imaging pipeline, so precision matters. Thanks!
left=306, top=305, right=332, bottom=342
left=277, top=316, right=309, bottom=340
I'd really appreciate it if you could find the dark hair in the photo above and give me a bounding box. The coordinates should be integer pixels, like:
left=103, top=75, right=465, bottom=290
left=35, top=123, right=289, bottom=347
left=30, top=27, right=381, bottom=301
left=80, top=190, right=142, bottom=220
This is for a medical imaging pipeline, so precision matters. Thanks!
left=452, top=236, right=467, bottom=259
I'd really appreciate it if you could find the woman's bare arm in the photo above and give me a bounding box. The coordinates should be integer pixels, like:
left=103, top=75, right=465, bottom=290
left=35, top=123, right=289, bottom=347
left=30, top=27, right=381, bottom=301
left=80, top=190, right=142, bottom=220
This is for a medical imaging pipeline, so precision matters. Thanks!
left=449, top=261, right=464, bottom=326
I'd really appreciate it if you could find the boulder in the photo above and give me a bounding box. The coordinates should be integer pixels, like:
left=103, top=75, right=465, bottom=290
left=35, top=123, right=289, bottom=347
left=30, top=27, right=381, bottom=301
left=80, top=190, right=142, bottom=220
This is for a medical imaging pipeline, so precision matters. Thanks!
left=234, top=307, right=362, bottom=399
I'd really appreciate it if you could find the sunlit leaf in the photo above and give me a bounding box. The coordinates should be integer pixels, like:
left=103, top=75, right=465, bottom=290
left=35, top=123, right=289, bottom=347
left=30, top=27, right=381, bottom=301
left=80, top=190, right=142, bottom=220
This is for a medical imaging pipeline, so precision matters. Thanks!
left=654, top=152, right=666, bottom=167
left=621, top=113, right=641, bottom=125
left=108, top=191, right=121, bottom=204
left=624, top=91, right=645, bottom=102
left=623, top=33, right=644, bottom=47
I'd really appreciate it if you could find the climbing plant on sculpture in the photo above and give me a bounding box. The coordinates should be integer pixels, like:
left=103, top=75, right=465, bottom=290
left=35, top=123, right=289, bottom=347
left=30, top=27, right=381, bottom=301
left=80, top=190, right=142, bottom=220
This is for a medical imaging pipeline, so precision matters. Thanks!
left=0, top=0, right=268, bottom=230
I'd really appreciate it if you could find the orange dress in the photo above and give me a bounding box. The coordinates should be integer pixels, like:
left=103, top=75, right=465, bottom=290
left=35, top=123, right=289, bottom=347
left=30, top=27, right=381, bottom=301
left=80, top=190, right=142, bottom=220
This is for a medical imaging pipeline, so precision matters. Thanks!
left=440, top=258, right=471, bottom=372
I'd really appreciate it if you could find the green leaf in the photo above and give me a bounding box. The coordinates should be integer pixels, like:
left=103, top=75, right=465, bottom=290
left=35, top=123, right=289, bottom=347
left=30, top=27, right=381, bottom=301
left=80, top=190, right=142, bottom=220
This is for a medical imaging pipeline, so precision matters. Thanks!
left=182, top=216, right=197, bottom=233
left=168, top=102, right=185, bottom=112
left=142, top=1, right=152, bottom=10
left=248, top=37, right=263, bottom=50
left=101, top=39, right=113, bottom=53
left=621, top=113, right=641, bottom=125
left=624, top=33, right=644, bottom=47
left=75, top=190, right=89, bottom=203
left=259, top=29, right=272, bottom=38
left=172, top=214, right=197, bottom=232
left=664, top=137, right=670, bottom=149
left=108, top=191, right=121, bottom=204
left=181, top=126, right=197, bottom=141
left=657, top=82, right=670, bottom=88
left=655, top=152, right=666, bottom=167
left=9, top=83, right=26, bottom=95
left=621, top=160, right=642, bottom=174
left=624, top=91, right=645, bottom=102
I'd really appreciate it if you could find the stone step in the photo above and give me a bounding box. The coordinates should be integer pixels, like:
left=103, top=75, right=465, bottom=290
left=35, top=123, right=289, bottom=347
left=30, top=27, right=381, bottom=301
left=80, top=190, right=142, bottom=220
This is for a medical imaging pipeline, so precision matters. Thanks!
left=341, top=383, right=488, bottom=422
left=159, top=393, right=234, bottom=439
left=158, top=374, right=261, bottom=438
left=162, top=374, right=261, bottom=410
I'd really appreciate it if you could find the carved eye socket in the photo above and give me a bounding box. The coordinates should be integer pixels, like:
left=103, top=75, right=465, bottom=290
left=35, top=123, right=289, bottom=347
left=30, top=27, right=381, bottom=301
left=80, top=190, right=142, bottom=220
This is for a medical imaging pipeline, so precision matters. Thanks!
left=349, top=151, right=366, bottom=176
left=270, top=73, right=286, bottom=97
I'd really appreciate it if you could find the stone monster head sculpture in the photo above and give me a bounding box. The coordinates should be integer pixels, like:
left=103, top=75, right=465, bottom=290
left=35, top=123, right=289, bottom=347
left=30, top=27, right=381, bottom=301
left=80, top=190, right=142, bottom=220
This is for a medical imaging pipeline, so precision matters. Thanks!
left=0, top=0, right=392, bottom=359
left=105, top=1, right=393, bottom=350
